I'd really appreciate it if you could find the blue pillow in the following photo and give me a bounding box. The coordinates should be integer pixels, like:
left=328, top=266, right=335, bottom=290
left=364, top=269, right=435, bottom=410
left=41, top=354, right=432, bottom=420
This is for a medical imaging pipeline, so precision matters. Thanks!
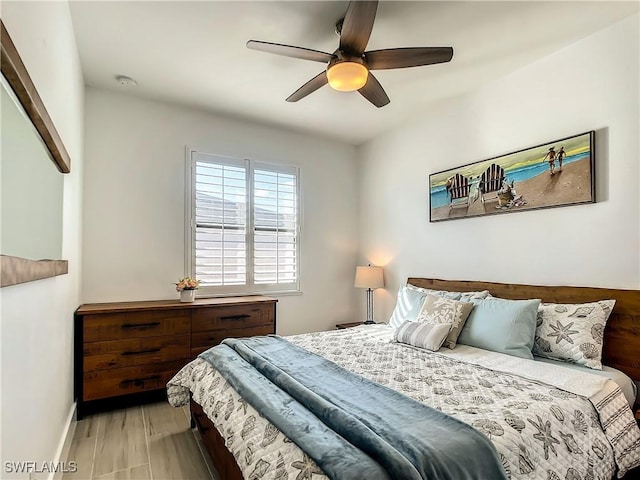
left=457, top=297, right=540, bottom=359
left=388, top=286, right=430, bottom=328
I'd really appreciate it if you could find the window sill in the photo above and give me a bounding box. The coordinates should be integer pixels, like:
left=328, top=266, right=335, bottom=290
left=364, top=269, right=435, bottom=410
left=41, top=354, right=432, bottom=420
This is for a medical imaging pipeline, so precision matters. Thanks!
left=196, top=290, right=302, bottom=299
left=260, top=290, right=303, bottom=297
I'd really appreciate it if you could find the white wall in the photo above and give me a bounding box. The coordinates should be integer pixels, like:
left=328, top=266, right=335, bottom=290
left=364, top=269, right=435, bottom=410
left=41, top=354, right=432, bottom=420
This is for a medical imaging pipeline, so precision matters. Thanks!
left=82, top=89, right=359, bottom=334
left=357, top=14, right=640, bottom=322
left=0, top=1, right=84, bottom=478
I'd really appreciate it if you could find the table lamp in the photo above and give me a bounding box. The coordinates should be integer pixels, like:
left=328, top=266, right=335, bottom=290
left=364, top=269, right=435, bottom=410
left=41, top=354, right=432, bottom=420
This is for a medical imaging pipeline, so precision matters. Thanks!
left=354, top=265, right=384, bottom=324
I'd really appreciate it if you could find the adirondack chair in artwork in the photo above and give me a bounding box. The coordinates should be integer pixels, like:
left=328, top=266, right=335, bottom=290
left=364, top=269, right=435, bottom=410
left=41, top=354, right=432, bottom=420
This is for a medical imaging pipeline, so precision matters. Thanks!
left=478, top=163, right=505, bottom=204
left=446, top=173, right=472, bottom=211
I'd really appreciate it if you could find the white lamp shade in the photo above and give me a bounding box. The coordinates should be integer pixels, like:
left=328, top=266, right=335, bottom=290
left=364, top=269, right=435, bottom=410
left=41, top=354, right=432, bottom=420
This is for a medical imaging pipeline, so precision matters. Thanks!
left=354, top=266, right=384, bottom=289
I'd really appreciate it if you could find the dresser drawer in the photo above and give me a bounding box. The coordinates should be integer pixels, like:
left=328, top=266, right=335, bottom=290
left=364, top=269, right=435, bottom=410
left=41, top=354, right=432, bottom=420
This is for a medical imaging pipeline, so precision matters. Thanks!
left=83, top=310, right=190, bottom=342
left=75, top=296, right=276, bottom=419
left=83, top=334, right=190, bottom=372
left=192, top=303, right=273, bottom=332
left=191, top=324, right=275, bottom=357
left=83, top=360, right=186, bottom=401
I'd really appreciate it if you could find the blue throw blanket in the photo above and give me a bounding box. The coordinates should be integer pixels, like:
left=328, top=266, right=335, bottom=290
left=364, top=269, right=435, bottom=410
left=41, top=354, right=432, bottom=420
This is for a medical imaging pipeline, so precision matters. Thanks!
left=200, top=335, right=508, bottom=480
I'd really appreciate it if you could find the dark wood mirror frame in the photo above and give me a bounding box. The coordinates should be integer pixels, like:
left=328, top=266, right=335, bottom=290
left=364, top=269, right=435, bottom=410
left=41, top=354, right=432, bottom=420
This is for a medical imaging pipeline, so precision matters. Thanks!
left=0, top=19, right=71, bottom=287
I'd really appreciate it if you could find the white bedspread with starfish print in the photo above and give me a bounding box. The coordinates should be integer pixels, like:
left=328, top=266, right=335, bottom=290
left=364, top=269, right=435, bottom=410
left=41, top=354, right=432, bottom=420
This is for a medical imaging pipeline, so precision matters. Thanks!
left=167, top=324, right=640, bottom=480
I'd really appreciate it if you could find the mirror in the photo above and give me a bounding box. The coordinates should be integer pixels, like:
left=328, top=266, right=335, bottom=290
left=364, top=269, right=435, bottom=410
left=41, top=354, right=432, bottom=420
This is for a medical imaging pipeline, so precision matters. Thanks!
left=2, top=76, right=64, bottom=260
left=0, top=20, right=70, bottom=287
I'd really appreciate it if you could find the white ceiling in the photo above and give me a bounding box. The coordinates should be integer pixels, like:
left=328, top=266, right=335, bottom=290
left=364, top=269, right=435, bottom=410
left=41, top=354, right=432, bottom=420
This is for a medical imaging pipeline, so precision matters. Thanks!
left=69, top=1, right=639, bottom=145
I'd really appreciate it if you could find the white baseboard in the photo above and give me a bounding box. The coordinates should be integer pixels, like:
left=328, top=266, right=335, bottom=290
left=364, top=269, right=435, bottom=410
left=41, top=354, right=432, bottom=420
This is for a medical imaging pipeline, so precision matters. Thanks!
left=50, top=402, right=77, bottom=480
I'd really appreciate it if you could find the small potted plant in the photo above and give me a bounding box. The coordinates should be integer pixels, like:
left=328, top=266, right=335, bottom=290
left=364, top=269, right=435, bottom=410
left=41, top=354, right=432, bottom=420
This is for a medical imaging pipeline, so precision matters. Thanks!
left=175, top=277, right=200, bottom=303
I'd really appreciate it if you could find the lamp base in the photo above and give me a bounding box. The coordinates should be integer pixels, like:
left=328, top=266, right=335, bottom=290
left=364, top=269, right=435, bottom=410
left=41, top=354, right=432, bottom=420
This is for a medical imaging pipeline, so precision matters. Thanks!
left=363, top=320, right=376, bottom=325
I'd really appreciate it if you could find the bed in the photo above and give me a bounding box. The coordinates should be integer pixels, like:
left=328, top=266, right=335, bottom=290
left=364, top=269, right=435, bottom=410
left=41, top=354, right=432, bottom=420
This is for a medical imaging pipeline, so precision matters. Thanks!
left=167, top=278, right=640, bottom=479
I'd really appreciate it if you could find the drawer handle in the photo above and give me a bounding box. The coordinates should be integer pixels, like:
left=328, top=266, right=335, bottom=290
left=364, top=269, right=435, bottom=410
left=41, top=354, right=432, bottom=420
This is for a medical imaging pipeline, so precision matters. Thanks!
left=121, top=322, right=161, bottom=329
left=121, top=348, right=161, bottom=356
left=120, top=375, right=161, bottom=387
left=220, top=314, right=251, bottom=321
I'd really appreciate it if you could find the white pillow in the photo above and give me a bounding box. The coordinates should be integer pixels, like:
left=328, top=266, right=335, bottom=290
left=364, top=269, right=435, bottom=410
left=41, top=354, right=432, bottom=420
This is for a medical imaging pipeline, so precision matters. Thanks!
left=532, top=300, right=615, bottom=370
left=406, top=284, right=491, bottom=302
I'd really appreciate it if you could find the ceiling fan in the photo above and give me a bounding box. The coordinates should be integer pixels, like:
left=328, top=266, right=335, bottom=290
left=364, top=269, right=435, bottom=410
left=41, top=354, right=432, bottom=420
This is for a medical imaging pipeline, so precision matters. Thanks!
left=246, top=0, right=454, bottom=108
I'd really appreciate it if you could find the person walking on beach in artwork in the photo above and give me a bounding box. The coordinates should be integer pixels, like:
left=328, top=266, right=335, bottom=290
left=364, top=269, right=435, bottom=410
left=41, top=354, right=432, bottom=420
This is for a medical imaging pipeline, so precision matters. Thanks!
left=543, top=146, right=557, bottom=175
left=557, top=146, right=566, bottom=171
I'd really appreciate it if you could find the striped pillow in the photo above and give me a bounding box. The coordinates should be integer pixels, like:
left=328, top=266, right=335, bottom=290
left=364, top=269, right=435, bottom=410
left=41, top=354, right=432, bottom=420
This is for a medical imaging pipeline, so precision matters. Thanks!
left=393, top=321, right=451, bottom=352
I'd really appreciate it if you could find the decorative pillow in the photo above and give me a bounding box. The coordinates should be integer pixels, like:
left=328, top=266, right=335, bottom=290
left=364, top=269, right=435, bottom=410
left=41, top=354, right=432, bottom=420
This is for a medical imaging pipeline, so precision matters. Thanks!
left=406, top=284, right=464, bottom=300
left=457, top=297, right=540, bottom=359
left=388, top=286, right=430, bottom=328
left=393, top=320, right=451, bottom=352
left=415, top=294, right=474, bottom=349
left=388, top=284, right=489, bottom=328
left=532, top=300, right=615, bottom=370
left=406, top=284, right=491, bottom=302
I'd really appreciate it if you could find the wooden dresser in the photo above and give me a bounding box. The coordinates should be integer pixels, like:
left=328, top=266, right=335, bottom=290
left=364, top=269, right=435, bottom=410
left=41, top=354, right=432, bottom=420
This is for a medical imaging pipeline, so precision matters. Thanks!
left=74, top=296, right=276, bottom=418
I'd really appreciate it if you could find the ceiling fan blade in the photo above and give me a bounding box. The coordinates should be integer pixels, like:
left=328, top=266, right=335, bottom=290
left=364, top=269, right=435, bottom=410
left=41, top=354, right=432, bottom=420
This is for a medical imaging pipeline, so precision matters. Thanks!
left=358, top=72, right=390, bottom=108
left=247, top=40, right=335, bottom=63
left=365, top=47, right=454, bottom=70
left=339, top=1, right=378, bottom=55
left=286, top=71, right=328, bottom=102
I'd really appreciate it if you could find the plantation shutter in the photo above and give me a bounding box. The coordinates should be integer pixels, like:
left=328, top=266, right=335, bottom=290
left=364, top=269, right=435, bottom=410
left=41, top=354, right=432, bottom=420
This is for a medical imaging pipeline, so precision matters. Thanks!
left=188, top=151, right=300, bottom=295
left=253, top=163, right=298, bottom=290
left=193, top=153, right=248, bottom=287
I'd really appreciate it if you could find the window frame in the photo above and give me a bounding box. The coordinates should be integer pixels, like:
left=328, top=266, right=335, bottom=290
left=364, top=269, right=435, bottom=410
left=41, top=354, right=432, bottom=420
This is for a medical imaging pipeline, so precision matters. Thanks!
left=185, top=148, right=301, bottom=296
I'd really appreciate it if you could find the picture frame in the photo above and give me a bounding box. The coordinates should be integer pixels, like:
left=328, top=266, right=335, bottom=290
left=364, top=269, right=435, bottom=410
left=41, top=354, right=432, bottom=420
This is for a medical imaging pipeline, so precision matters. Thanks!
left=1, top=20, right=70, bottom=287
left=429, top=130, right=595, bottom=222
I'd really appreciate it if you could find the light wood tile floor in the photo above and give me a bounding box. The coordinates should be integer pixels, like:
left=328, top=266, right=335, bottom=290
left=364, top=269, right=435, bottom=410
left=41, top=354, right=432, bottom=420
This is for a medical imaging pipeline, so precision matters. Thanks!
left=63, top=402, right=218, bottom=480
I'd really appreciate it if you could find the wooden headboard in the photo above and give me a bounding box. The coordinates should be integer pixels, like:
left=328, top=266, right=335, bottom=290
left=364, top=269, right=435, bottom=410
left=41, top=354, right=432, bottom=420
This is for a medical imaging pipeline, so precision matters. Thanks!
left=407, top=278, right=640, bottom=383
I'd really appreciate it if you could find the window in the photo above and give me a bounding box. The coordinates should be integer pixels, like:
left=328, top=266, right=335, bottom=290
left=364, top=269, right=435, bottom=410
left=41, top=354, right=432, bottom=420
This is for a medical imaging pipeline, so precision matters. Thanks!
left=186, top=150, right=300, bottom=295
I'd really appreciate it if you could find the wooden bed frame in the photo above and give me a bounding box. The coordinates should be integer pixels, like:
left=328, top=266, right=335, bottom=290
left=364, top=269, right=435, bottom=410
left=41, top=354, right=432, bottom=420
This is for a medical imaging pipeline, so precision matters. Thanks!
left=407, top=278, right=640, bottom=384
left=191, top=278, right=640, bottom=480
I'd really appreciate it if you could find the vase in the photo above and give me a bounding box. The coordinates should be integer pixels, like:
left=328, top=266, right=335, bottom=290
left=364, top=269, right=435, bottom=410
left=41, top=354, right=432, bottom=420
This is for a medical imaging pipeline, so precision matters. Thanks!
left=180, top=289, right=196, bottom=303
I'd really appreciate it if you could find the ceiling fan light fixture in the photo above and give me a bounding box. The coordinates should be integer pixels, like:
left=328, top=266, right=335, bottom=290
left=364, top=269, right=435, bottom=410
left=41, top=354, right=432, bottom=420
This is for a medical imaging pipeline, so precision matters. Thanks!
left=327, top=61, right=368, bottom=92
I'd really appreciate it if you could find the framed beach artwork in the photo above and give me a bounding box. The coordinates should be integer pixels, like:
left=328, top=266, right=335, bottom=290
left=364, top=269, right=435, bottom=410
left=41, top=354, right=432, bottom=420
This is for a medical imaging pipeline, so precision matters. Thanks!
left=429, top=131, right=595, bottom=222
